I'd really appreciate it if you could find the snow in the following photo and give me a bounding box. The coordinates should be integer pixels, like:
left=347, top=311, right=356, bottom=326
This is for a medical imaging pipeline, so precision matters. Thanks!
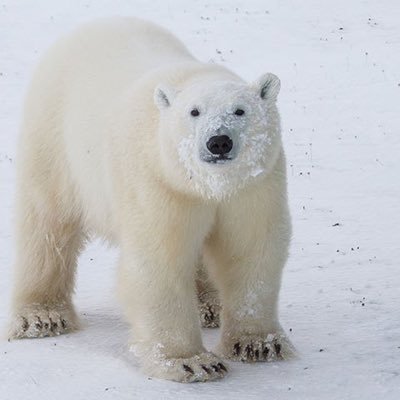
left=1, top=0, right=400, bottom=399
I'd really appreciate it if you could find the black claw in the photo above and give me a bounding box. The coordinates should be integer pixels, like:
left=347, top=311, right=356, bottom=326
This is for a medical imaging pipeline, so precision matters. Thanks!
left=211, top=364, right=221, bottom=372
left=274, top=343, right=282, bottom=356
left=21, top=317, right=29, bottom=332
left=43, top=322, right=49, bottom=330
left=263, top=346, right=270, bottom=358
left=48, top=318, right=54, bottom=331
left=217, top=363, right=227, bottom=372
left=201, top=365, right=211, bottom=374
left=34, top=318, right=43, bottom=330
left=245, top=345, right=253, bottom=359
left=255, top=349, right=260, bottom=359
left=61, top=319, right=67, bottom=329
left=233, top=342, right=241, bottom=356
left=183, top=364, right=194, bottom=374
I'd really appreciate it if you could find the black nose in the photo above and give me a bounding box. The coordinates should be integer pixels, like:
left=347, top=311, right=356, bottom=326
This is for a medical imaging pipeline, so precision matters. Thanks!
left=206, top=135, right=233, bottom=155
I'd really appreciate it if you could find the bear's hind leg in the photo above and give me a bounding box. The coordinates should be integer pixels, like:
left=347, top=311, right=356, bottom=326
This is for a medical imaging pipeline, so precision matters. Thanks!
left=196, top=265, right=221, bottom=328
left=9, top=198, right=84, bottom=339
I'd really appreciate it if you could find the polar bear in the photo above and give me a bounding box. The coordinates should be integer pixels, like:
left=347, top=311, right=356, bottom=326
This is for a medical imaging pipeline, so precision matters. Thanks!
left=9, top=17, right=293, bottom=382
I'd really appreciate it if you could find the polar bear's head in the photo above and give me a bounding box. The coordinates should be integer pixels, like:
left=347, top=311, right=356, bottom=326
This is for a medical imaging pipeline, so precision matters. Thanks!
left=154, top=72, right=282, bottom=200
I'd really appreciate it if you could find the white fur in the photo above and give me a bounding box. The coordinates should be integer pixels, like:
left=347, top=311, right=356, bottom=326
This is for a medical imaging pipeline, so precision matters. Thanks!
left=9, top=17, right=293, bottom=382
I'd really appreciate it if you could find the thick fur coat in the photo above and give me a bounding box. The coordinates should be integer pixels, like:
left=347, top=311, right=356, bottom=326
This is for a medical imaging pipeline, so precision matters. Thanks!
left=9, top=17, right=293, bottom=382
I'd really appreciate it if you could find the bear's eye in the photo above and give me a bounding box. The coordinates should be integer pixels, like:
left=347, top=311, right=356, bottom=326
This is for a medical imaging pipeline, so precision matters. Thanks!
left=190, top=108, right=200, bottom=117
left=234, top=109, right=245, bottom=116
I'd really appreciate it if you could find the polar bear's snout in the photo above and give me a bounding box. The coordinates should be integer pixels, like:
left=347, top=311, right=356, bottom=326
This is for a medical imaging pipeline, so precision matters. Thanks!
left=206, top=135, right=233, bottom=157
left=200, top=125, right=239, bottom=163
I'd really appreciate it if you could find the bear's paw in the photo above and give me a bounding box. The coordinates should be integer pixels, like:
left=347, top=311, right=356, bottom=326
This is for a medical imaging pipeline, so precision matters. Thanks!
left=145, top=351, right=228, bottom=383
left=199, top=299, right=221, bottom=328
left=219, top=333, right=295, bottom=362
left=9, top=304, right=79, bottom=339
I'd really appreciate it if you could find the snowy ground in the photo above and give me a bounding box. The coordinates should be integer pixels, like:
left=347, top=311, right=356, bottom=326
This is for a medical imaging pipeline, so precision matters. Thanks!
left=1, top=1, right=400, bottom=399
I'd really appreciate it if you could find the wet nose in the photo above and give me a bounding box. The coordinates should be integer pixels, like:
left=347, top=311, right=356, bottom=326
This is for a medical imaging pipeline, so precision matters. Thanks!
left=206, top=135, right=233, bottom=156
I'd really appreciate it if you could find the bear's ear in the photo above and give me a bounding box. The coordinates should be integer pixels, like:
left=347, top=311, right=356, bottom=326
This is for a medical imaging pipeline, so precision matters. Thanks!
left=254, top=73, right=281, bottom=102
left=154, top=84, right=176, bottom=110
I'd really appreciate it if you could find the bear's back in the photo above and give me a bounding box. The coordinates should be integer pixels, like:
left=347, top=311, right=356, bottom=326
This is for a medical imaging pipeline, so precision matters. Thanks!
left=42, top=17, right=195, bottom=106
left=63, top=17, right=195, bottom=80
left=25, top=17, right=196, bottom=116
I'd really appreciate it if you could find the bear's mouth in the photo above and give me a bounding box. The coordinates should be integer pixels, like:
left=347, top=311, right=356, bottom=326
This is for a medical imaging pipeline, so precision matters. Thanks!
left=203, top=154, right=233, bottom=164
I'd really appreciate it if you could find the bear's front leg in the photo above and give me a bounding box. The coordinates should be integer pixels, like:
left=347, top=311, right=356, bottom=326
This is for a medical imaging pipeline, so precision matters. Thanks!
left=9, top=196, right=83, bottom=339
left=204, top=173, right=295, bottom=363
left=117, top=195, right=227, bottom=382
